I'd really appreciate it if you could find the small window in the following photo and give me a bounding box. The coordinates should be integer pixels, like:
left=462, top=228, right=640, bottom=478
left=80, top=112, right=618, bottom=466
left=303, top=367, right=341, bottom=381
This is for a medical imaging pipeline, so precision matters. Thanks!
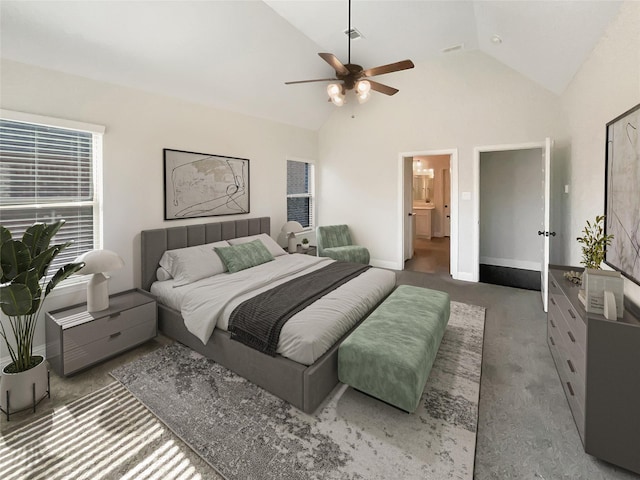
left=0, top=112, right=104, bottom=282
left=286, top=160, right=314, bottom=229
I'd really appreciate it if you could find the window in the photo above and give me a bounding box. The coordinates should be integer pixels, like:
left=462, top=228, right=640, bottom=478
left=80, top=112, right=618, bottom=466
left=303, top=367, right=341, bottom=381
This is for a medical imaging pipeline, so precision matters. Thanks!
left=0, top=110, right=104, bottom=282
left=286, top=159, right=314, bottom=229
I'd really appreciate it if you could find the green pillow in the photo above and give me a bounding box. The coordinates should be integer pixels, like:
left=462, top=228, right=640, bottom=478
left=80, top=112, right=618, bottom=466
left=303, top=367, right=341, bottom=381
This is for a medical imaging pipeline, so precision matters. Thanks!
left=214, top=239, right=275, bottom=273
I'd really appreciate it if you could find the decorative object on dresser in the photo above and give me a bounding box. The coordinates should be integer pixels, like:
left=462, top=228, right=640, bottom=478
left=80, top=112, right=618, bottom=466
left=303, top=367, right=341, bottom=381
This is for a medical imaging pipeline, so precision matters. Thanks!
left=301, top=237, right=310, bottom=250
left=163, top=148, right=249, bottom=220
left=604, top=102, right=640, bottom=285
left=74, top=249, right=124, bottom=312
left=547, top=267, right=640, bottom=474
left=0, top=220, right=85, bottom=420
left=576, top=214, right=613, bottom=271
left=45, top=289, right=157, bottom=377
left=581, top=268, right=624, bottom=318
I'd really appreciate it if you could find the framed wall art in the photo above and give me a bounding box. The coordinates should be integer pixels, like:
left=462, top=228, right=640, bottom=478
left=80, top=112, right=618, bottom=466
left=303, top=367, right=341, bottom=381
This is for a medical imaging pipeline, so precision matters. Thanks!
left=604, top=103, right=640, bottom=286
left=163, top=149, right=249, bottom=220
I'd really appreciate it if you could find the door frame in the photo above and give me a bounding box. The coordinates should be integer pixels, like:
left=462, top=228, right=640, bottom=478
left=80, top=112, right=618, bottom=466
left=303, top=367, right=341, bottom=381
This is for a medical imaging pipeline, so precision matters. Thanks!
left=398, top=148, right=459, bottom=278
left=472, top=140, right=548, bottom=282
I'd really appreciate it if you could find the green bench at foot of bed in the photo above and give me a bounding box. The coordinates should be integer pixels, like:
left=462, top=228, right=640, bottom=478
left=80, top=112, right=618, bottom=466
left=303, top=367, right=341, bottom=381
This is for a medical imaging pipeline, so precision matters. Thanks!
left=338, top=285, right=450, bottom=413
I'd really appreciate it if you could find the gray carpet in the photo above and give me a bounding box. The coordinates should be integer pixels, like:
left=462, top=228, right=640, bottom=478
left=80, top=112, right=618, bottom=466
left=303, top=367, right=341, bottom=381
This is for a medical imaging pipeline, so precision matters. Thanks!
left=110, top=301, right=485, bottom=480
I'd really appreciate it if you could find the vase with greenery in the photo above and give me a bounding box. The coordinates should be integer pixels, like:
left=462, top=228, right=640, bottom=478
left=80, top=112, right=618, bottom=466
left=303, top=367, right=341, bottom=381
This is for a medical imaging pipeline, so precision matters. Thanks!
left=0, top=220, right=84, bottom=379
left=576, top=215, right=614, bottom=270
left=301, top=238, right=310, bottom=250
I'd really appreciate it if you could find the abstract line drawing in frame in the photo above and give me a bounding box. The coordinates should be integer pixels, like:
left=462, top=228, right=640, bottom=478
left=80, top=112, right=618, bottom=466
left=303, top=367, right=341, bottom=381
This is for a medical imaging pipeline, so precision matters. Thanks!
left=164, top=148, right=249, bottom=220
left=604, top=103, right=640, bottom=286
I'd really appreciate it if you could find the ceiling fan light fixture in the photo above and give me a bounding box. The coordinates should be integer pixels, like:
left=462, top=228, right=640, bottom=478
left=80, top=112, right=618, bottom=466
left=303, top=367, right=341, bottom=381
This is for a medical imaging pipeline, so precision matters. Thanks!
left=357, top=91, right=370, bottom=104
left=327, top=83, right=342, bottom=97
left=356, top=80, right=371, bottom=94
left=331, top=93, right=346, bottom=107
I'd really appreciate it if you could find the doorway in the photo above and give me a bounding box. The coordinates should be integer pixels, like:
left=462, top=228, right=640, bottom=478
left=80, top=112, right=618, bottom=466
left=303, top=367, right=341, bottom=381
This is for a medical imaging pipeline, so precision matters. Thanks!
left=472, top=139, right=552, bottom=311
left=401, top=151, right=456, bottom=276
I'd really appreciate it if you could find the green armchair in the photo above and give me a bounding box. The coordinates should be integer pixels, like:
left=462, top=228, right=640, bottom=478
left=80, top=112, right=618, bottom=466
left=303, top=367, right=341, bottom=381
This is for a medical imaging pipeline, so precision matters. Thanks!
left=316, top=224, right=370, bottom=264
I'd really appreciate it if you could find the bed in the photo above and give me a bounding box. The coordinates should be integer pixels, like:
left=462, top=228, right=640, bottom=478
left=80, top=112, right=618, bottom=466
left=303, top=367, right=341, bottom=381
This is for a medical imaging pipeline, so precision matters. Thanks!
left=140, top=217, right=395, bottom=413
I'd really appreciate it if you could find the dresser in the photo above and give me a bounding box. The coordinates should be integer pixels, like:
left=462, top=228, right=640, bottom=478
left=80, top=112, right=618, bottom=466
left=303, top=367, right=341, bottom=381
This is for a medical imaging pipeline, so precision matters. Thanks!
left=46, top=289, right=157, bottom=376
left=547, top=267, right=640, bottom=474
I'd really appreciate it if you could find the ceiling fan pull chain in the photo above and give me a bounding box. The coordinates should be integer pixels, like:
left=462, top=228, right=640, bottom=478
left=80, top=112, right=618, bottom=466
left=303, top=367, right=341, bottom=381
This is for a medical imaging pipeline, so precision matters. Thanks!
left=348, top=0, right=351, bottom=64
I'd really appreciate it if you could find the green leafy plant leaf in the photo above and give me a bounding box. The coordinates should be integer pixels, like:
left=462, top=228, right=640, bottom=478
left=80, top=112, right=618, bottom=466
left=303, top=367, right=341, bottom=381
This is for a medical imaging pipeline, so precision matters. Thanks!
left=576, top=215, right=614, bottom=270
left=0, top=240, right=32, bottom=282
left=46, top=262, right=85, bottom=296
left=0, top=283, right=33, bottom=316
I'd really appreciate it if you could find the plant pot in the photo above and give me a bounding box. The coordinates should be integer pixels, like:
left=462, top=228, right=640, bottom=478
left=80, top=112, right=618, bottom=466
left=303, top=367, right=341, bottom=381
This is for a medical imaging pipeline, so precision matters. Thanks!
left=301, top=243, right=309, bottom=250
left=0, top=355, right=50, bottom=418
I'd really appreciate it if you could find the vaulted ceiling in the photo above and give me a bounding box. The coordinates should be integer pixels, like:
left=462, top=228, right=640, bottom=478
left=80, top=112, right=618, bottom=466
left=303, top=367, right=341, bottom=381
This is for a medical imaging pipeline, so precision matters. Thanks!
left=0, top=1, right=623, bottom=130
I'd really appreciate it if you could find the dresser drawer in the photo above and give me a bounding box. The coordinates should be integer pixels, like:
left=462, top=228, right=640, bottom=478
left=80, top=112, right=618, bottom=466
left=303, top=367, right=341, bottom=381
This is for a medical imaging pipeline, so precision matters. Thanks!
left=63, top=302, right=156, bottom=350
left=553, top=294, right=587, bottom=347
left=64, top=320, right=156, bottom=374
left=548, top=332, right=585, bottom=442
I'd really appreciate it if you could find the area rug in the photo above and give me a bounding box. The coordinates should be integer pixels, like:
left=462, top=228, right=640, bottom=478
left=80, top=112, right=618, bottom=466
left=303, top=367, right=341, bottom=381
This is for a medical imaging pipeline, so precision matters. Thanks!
left=111, top=300, right=485, bottom=480
left=0, top=382, right=209, bottom=480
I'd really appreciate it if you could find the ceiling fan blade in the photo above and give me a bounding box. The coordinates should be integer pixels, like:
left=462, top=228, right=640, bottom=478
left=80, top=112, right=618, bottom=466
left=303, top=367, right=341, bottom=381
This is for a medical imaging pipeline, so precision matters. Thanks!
left=285, top=78, right=337, bottom=85
left=318, top=53, right=350, bottom=75
left=368, top=80, right=399, bottom=96
left=362, top=60, right=415, bottom=78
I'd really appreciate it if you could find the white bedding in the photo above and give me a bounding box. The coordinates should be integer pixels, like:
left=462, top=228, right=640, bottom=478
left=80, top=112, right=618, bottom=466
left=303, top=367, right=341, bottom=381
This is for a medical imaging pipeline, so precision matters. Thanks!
left=151, top=254, right=395, bottom=365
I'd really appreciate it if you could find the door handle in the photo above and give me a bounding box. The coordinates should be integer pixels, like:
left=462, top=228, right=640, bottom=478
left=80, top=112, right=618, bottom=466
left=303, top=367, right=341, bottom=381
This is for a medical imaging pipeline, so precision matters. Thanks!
left=538, top=231, right=557, bottom=237
left=446, top=215, right=450, bottom=218
left=538, top=231, right=545, bottom=236
left=408, top=213, right=416, bottom=217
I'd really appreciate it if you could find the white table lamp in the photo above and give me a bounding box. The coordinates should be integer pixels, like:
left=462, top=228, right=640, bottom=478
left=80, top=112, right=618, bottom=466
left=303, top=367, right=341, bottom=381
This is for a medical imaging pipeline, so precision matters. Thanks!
left=281, top=221, right=304, bottom=252
left=75, top=250, right=125, bottom=312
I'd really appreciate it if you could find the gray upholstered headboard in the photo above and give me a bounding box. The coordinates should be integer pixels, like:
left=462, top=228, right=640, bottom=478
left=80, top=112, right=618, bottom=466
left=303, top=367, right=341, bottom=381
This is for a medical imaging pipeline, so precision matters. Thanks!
left=140, top=217, right=270, bottom=291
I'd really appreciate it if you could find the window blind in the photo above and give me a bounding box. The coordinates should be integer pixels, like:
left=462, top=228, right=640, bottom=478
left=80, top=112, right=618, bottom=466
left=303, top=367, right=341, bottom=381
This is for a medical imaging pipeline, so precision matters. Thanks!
left=286, top=160, right=314, bottom=229
left=0, top=118, right=100, bottom=280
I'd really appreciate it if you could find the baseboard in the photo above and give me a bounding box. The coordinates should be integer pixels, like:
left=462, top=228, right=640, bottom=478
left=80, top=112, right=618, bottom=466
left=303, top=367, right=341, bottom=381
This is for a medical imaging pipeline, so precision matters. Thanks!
left=480, top=264, right=541, bottom=291
left=1, top=344, right=46, bottom=369
left=479, top=256, right=541, bottom=272
left=454, top=272, right=475, bottom=282
left=371, top=258, right=401, bottom=270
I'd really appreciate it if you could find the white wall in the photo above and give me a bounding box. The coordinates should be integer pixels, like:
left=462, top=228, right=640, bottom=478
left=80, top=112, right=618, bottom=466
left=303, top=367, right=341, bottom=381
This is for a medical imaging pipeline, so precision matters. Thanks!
left=318, top=50, right=567, bottom=276
left=479, top=149, right=543, bottom=271
left=0, top=59, right=317, bottom=361
left=560, top=0, right=640, bottom=306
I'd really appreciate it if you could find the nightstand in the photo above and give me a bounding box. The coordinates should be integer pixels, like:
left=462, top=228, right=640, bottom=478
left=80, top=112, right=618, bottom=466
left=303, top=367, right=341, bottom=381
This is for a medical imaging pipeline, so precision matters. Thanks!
left=286, top=245, right=317, bottom=255
left=45, top=289, right=157, bottom=376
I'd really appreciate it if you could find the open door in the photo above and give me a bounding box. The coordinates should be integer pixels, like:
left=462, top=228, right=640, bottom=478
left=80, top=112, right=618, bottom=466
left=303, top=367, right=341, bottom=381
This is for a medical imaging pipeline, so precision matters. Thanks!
left=404, top=156, right=414, bottom=261
left=540, top=138, right=552, bottom=312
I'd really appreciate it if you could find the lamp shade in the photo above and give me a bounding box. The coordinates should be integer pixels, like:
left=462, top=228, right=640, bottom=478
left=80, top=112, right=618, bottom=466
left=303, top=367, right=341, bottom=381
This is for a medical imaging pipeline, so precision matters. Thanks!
left=281, top=221, right=304, bottom=234
left=74, top=250, right=124, bottom=312
left=75, top=249, right=124, bottom=275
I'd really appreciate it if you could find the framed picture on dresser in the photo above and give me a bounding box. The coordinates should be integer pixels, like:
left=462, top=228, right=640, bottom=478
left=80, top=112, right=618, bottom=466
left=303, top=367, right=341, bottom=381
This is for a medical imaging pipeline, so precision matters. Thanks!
left=163, top=148, right=250, bottom=220
left=604, top=103, right=640, bottom=286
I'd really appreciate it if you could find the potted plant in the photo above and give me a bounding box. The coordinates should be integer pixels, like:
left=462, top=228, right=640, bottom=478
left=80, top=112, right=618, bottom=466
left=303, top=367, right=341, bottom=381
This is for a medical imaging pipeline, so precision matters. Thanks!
left=301, top=238, right=310, bottom=250
left=576, top=215, right=613, bottom=270
left=0, top=220, right=85, bottom=417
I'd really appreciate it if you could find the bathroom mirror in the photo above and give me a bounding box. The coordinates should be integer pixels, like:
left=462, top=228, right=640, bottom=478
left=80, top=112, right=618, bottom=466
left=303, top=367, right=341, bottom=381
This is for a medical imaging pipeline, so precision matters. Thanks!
left=413, top=175, right=433, bottom=203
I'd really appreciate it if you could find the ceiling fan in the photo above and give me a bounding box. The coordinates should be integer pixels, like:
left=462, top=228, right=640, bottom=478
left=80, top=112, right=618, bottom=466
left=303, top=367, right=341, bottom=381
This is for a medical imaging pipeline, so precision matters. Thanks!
left=285, top=0, right=414, bottom=106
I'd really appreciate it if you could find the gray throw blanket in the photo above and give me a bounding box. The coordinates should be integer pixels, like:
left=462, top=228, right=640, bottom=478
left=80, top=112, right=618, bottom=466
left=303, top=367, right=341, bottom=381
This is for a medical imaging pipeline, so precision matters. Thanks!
left=228, top=262, right=371, bottom=356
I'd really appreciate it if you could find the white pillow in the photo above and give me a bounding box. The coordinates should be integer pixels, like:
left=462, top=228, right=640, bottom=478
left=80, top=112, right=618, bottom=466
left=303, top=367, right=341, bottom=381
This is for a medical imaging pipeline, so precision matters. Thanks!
left=159, top=241, right=230, bottom=287
left=156, top=267, right=173, bottom=281
left=228, top=233, right=287, bottom=257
